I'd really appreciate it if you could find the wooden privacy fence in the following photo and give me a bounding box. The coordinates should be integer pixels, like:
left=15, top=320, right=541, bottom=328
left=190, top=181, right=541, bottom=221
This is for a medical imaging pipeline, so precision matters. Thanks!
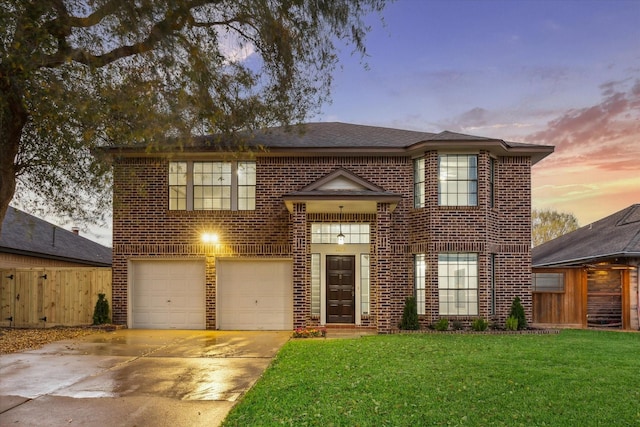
left=0, top=268, right=112, bottom=328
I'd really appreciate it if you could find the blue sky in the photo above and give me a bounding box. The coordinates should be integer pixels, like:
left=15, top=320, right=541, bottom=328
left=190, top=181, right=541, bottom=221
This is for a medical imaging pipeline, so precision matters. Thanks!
left=316, top=0, right=640, bottom=228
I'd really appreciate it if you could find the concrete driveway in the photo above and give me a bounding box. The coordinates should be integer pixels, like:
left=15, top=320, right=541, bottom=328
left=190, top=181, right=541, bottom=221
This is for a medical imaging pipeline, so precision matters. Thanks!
left=0, top=329, right=290, bottom=426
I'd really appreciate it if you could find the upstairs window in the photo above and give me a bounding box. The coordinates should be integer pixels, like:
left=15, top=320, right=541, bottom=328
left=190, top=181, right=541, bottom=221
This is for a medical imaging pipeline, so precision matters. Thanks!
left=438, top=154, right=478, bottom=206
left=168, top=161, right=256, bottom=211
left=490, top=157, right=496, bottom=208
left=413, top=158, right=425, bottom=208
left=169, top=162, right=188, bottom=210
left=237, top=161, right=257, bottom=210
left=193, top=162, right=232, bottom=210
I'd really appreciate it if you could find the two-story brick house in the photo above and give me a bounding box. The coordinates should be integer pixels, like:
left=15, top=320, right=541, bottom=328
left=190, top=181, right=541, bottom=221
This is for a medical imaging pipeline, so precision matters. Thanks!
left=108, top=122, right=553, bottom=332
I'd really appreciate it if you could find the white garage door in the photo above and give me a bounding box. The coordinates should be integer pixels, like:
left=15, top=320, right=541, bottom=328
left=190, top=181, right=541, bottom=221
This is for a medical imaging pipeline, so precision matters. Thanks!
left=131, top=260, right=205, bottom=329
left=217, top=259, right=293, bottom=330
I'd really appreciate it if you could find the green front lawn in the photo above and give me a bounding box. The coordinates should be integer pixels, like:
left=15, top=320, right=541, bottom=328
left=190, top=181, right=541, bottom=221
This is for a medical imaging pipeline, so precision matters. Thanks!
left=222, top=330, right=640, bottom=426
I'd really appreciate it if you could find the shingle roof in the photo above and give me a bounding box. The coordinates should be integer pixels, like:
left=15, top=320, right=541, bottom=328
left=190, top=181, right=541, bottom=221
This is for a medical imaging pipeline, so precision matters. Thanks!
left=202, top=122, right=439, bottom=148
left=532, top=204, right=640, bottom=267
left=0, top=207, right=112, bottom=266
left=108, top=122, right=554, bottom=164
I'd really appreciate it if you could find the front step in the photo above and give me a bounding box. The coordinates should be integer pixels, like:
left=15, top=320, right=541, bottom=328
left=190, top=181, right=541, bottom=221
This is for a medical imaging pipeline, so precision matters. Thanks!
left=324, top=324, right=377, bottom=337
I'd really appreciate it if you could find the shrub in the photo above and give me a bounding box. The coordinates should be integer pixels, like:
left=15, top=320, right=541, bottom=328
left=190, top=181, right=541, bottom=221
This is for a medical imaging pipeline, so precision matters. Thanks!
left=472, top=317, right=488, bottom=331
left=452, top=320, right=464, bottom=331
left=292, top=327, right=327, bottom=338
left=505, top=316, right=519, bottom=331
left=434, top=318, right=449, bottom=331
left=92, top=293, right=111, bottom=325
left=399, top=296, right=420, bottom=330
left=509, top=296, right=527, bottom=330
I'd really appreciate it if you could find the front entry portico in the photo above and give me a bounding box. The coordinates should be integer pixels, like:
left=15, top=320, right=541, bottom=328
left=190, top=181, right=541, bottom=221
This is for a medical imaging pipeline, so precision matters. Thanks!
left=285, top=167, right=402, bottom=332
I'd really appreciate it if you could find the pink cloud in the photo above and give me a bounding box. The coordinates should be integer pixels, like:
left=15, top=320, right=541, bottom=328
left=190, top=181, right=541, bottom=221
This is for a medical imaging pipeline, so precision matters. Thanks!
left=526, top=79, right=640, bottom=175
left=525, top=79, right=640, bottom=149
left=530, top=79, right=639, bottom=226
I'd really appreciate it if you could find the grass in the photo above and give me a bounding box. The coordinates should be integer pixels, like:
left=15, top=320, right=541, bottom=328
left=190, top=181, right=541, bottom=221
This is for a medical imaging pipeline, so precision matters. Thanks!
left=222, top=330, right=640, bottom=426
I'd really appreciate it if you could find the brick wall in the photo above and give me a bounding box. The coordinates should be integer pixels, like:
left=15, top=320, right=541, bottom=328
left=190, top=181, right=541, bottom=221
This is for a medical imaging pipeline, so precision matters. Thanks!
left=112, top=151, right=533, bottom=331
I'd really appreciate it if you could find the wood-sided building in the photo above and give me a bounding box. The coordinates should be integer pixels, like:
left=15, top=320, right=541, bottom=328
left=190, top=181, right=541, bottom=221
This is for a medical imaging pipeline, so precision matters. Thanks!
left=532, top=204, right=640, bottom=330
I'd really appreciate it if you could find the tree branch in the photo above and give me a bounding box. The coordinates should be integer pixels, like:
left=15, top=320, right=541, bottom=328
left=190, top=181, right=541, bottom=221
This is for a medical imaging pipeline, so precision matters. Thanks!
left=37, top=0, right=242, bottom=69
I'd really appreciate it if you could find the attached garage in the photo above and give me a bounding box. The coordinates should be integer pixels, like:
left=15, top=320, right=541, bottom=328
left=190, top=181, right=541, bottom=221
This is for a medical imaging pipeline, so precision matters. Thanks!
left=130, top=259, right=206, bottom=329
left=216, top=259, right=293, bottom=330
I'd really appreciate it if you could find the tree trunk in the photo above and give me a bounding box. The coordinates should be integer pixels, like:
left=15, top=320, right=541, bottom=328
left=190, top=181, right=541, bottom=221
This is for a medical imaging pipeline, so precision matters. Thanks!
left=0, top=77, right=27, bottom=237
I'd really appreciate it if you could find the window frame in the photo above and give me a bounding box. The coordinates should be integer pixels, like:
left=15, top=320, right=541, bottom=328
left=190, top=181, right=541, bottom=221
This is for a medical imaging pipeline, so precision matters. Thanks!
left=438, top=154, right=478, bottom=207
left=311, top=253, right=321, bottom=317
left=168, top=161, right=188, bottom=211
left=310, top=223, right=370, bottom=244
left=168, top=160, right=256, bottom=211
left=490, top=253, right=496, bottom=316
left=489, top=157, right=496, bottom=208
left=415, top=254, right=426, bottom=315
left=360, top=254, right=370, bottom=316
left=193, top=161, right=232, bottom=210
left=413, top=157, right=425, bottom=208
left=532, top=272, right=565, bottom=293
left=437, top=252, right=479, bottom=316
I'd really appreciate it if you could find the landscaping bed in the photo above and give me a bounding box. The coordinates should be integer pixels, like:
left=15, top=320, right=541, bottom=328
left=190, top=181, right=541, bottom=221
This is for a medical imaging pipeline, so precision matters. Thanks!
left=0, top=327, right=107, bottom=355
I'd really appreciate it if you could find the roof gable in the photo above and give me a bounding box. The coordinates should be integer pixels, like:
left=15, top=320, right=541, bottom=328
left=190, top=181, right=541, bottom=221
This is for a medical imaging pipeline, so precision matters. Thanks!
left=297, top=168, right=386, bottom=193
left=283, top=168, right=401, bottom=214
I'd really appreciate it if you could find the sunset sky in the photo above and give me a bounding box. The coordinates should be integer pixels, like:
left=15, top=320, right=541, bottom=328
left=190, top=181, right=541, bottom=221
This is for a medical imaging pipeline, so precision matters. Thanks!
left=315, top=0, right=640, bottom=227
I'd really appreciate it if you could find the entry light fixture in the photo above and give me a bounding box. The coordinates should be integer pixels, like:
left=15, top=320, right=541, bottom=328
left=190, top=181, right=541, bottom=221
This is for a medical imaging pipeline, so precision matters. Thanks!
left=337, top=205, right=345, bottom=245
left=201, top=232, right=219, bottom=244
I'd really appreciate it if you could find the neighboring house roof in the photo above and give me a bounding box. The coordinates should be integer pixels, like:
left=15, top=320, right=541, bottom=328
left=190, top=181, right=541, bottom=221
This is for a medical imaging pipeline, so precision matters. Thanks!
left=106, top=122, right=554, bottom=165
left=532, top=204, right=640, bottom=267
left=0, top=207, right=112, bottom=267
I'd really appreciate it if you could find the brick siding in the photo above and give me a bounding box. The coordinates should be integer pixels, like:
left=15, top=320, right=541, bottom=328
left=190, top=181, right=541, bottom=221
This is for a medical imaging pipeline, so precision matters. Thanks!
left=112, top=151, right=533, bottom=332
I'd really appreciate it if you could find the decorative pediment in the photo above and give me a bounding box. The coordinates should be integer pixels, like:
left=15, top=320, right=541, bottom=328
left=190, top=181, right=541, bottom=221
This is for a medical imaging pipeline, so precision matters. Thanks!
left=283, top=168, right=401, bottom=213
left=299, top=168, right=386, bottom=193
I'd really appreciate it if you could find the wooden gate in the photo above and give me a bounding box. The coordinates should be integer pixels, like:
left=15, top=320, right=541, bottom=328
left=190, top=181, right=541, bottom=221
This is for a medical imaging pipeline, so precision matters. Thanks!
left=0, top=268, right=112, bottom=328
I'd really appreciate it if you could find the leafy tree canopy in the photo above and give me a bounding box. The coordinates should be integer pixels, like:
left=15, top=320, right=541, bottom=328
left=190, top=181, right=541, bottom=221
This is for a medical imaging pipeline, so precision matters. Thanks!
left=532, top=208, right=579, bottom=247
left=0, top=0, right=388, bottom=235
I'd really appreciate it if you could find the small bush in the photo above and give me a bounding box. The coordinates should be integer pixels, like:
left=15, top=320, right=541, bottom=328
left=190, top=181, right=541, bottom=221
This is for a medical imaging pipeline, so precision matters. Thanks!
left=509, top=296, right=527, bottom=330
left=505, top=316, right=518, bottom=331
left=399, top=296, right=420, bottom=330
left=92, top=293, right=111, bottom=325
left=452, top=320, right=464, bottom=330
left=472, top=317, right=488, bottom=331
left=434, top=318, right=449, bottom=331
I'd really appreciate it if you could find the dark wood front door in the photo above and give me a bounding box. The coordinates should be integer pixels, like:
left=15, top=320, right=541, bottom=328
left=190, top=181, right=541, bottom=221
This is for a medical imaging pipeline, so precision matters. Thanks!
left=326, top=255, right=355, bottom=323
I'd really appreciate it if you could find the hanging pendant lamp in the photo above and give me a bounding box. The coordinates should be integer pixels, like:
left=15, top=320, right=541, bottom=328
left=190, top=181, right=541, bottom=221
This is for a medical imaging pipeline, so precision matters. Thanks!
left=337, top=205, right=345, bottom=245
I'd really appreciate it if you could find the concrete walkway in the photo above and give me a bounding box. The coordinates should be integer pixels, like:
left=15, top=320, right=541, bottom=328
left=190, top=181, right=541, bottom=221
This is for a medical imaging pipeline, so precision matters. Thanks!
left=0, top=330, right=290, bottom=426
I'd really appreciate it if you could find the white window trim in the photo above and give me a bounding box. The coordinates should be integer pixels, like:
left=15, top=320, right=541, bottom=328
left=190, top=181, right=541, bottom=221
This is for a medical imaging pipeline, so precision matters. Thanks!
left=415, top=254, right=426, bottom=315
left=168, top=160, right=255, bottom=211
left=437, top=252, right=479, bottom=316
left=438, top=153, right=479, bottom=207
